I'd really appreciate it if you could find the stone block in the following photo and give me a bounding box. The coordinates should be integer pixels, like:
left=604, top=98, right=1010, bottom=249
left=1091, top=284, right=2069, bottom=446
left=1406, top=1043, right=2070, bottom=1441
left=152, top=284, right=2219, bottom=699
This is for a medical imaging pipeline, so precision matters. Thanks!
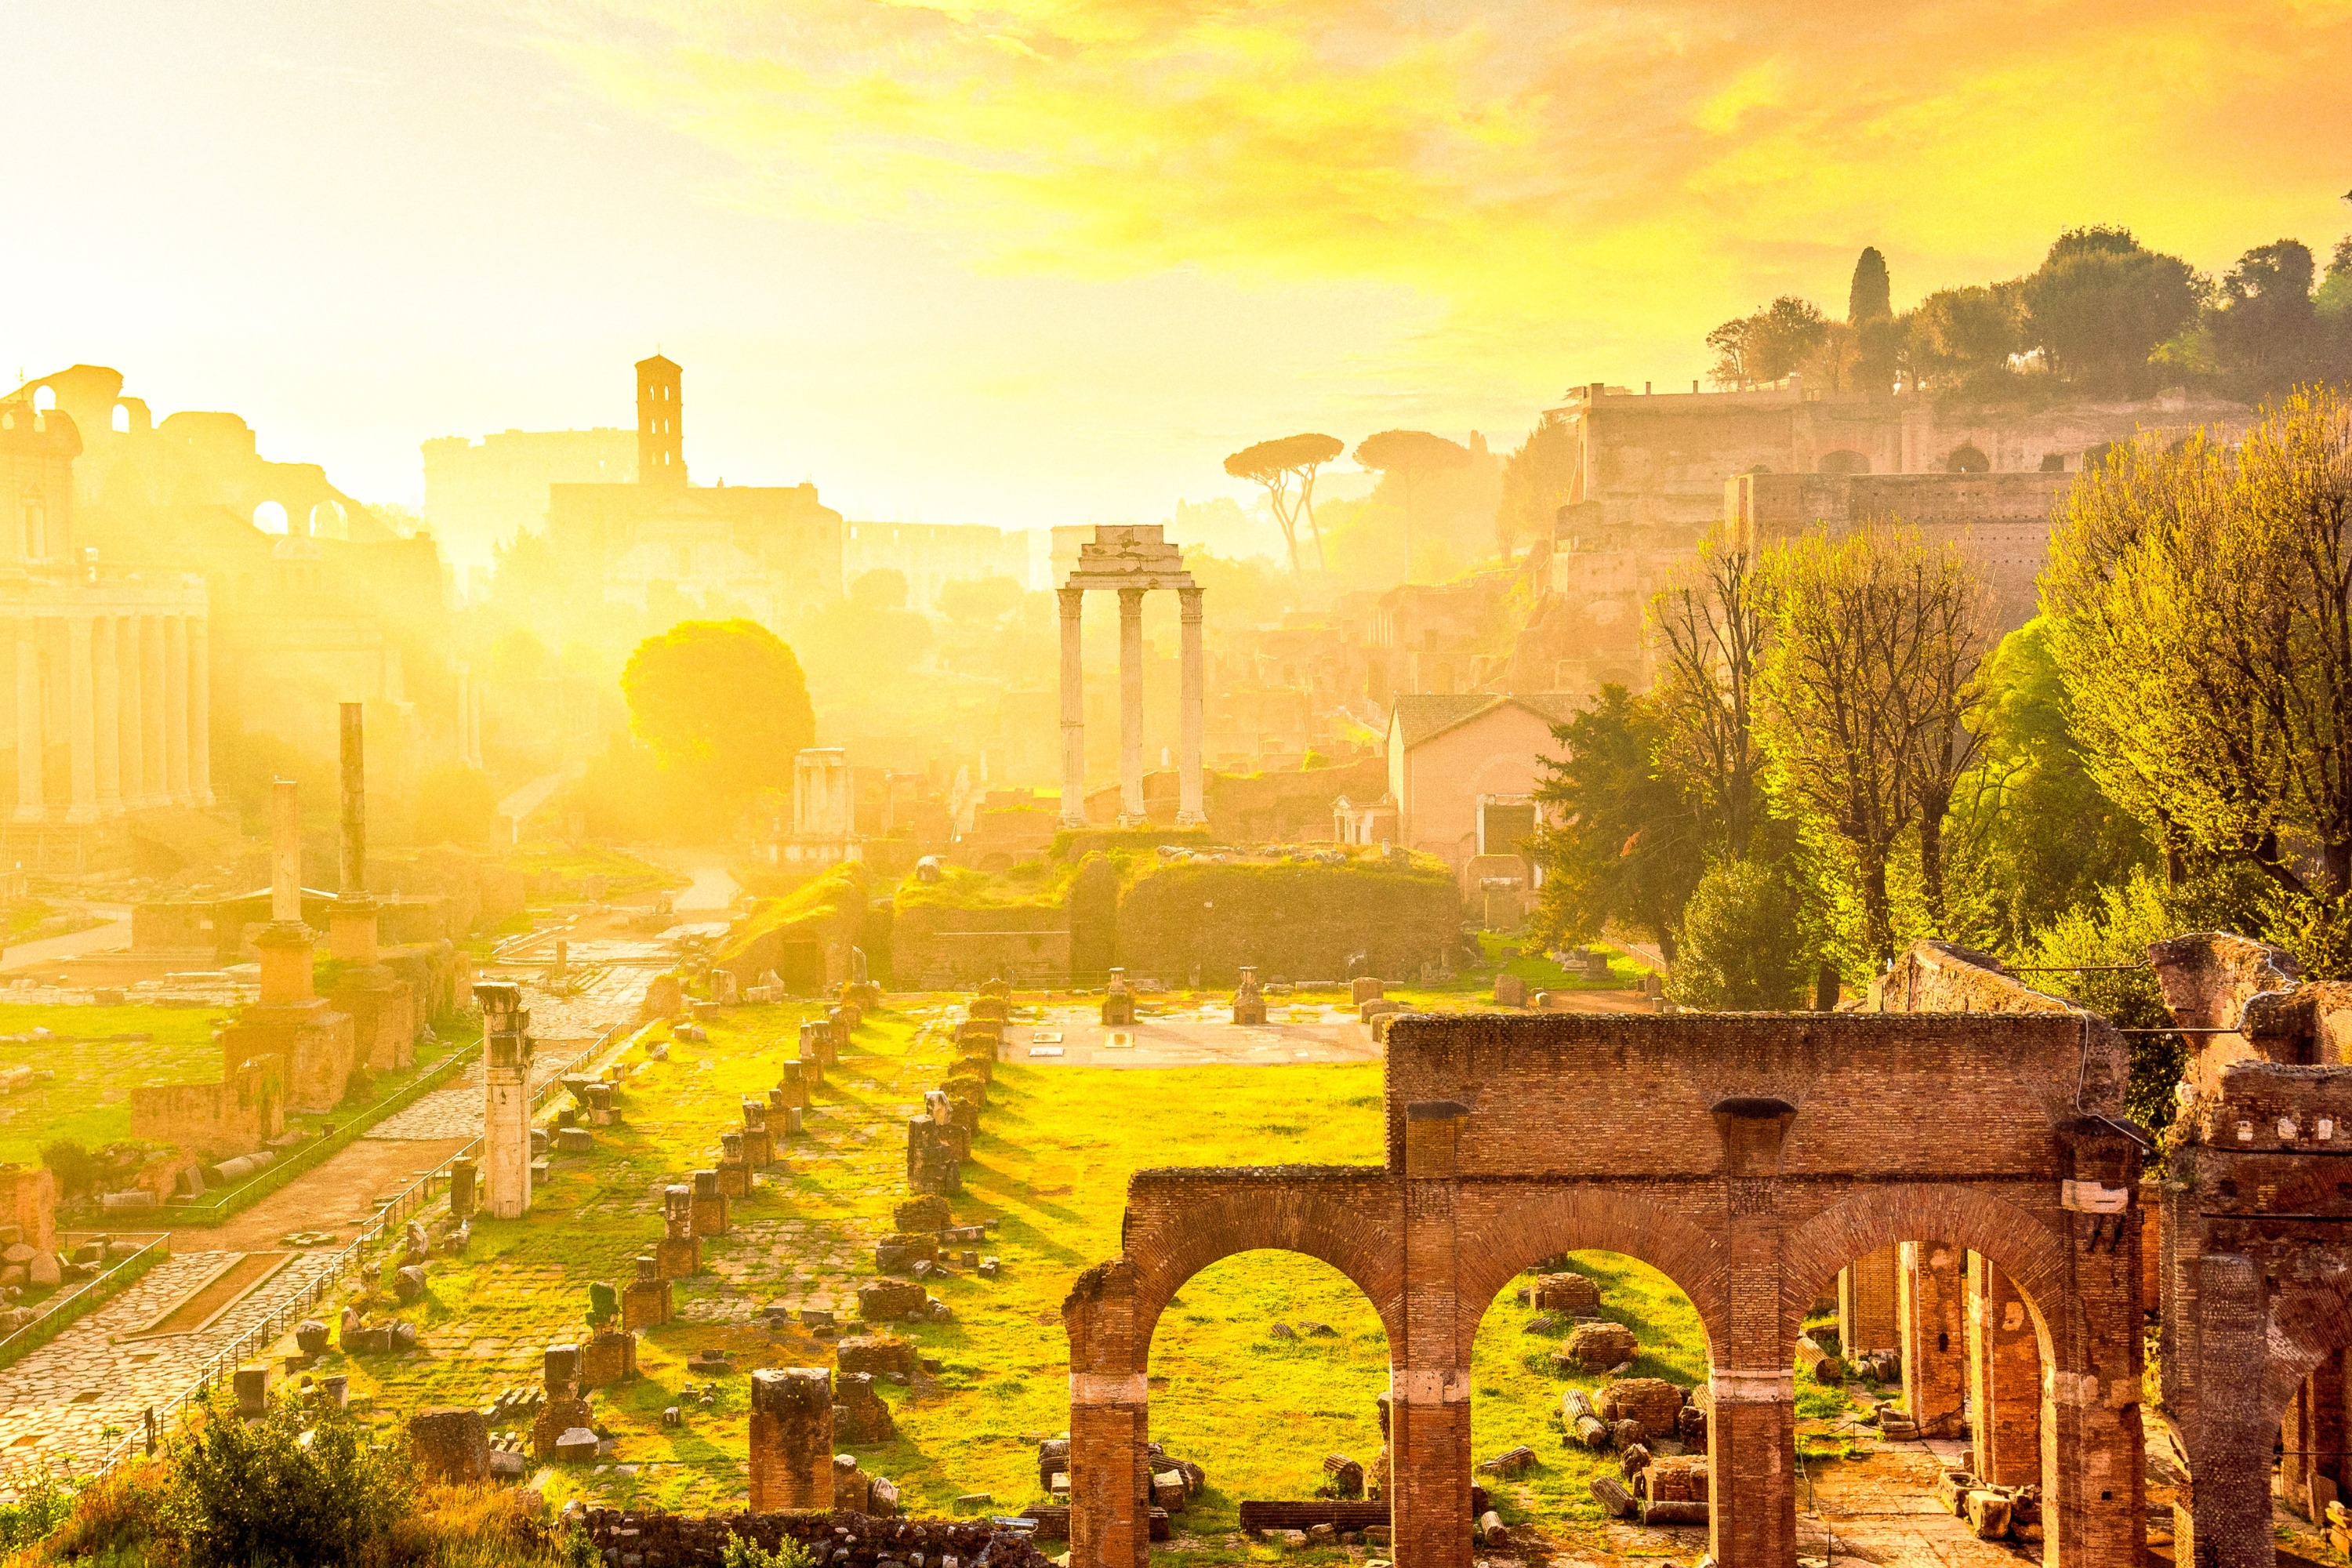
left=1562, top=1320, right=1637, bottom=1371
left=1965, top=1490, right=2012, bottom=1538
left=1351, top=977, right=1385, bottom=1004
left=858, top=1279, right=929, bottom=1322
left=1494, top=973, right=1528, bottom=1007
left=579, top=1328, right=637, bottom=1388
left=837, top=1334, right=920, bottom=1379
left=1597, top=1377, right=1685, bottom=1437
left=749, top=1368, right=834, bottom=1512
left=894, top=1194, right=952, bottom=1232
left=555, top=1127, right=593, bottom=1154
left=234, top=1367, right=268, bottom=1419
left=408, top=1406, right=491, bottom=1483
left=833, top=1370, right=897, bottom=1443
left=1532, top=1271, right=1601, bottom=1314
left=554, top=1427, right=599, bottom=1464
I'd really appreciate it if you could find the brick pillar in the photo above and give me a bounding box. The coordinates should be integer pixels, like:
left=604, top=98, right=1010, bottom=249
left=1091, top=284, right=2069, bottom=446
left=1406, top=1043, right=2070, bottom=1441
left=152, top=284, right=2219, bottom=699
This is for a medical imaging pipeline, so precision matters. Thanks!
left=1392, top=1103, right=1469, bottom=1568
left=1706, top=1098, right=1799, bottom=1568
left=1839, top=1244, right=1900, bottom=1356
left=690, top=1168, right=728, bottom=1236
left=2042, top=1127, right=2145, bottom=1568
left=1065, top=1260, right=1149, bottom=1568
left=2287, top=1355, right=2347, bottom=1517
left=748, top=1368, right=834, bottom=1511
left=2179, top=1251, right=2271, bottom=1568
left=1899, top=1240, right=1968, bottom=1436
left=1968, top=1254, right=2042, bottom=1486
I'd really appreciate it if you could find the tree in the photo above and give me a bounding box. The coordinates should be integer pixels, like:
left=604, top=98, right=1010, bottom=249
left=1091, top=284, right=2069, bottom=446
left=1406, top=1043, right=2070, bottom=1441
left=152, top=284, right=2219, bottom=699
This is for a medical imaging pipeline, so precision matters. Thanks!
left=1908, top=285, right=2021, bottom=387
left=620, top=619, right=815, bottom=830
left=1666, top=858, right=1811, bottom=1011
left=1353, top=430, right=1471, bottom=583
left=1756, top=527, right=1991, bottom=964
left=1706, top=296, right=1831, bottom=389
left=2043, top=387, right=2352, bottom=911
left=2212, top=240, right=2317, bottom=376
left=1849, top=247, right=1893, bottom=325
left=1224, top=434, right=1344, bottom=575
left=1648, top=534, right=1766, bottom=859
left=1495, top=412, right=1578, bottom=563
left=2020, top=227, right=2198, bottom=386
left=1526, top=688, right=1703, bottom=964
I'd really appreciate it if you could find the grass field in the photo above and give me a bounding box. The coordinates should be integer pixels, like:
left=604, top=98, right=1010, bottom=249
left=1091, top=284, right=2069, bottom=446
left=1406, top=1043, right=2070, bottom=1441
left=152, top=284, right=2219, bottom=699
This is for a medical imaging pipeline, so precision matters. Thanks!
left=312, top=992, right=1712, bottom=1563
left=0, top=1006, right=234, bottom=1165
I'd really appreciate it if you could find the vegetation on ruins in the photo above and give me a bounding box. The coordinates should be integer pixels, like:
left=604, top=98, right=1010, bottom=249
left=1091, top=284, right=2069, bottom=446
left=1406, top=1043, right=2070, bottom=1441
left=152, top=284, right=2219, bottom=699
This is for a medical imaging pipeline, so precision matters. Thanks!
left=1708, top=229, right=2352, bottom=399
left=615, top=619, right=815, bottom=836
left=161, top=1385, right=414, bottom=1566
left=1221, top=434, right=1344, bottom=575
left=2044, top=385, right=2352, bottom=972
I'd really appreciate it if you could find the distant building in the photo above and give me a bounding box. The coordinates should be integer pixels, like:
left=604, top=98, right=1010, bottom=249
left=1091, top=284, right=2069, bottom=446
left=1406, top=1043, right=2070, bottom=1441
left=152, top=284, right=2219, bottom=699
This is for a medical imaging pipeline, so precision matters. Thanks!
left=1385, top=693, right=1577, bottom=879
left=421, top=426, right=634, bottom=572
left=842, top=521, right=1030, bottom=612
left=543, top=356, right=844, bottom=627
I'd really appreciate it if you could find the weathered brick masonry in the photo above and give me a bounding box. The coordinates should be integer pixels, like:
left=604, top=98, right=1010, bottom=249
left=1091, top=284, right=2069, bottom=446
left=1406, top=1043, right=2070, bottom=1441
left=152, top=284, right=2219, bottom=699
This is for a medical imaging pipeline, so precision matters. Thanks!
left=1064, top=985, right=2145, bottom=1568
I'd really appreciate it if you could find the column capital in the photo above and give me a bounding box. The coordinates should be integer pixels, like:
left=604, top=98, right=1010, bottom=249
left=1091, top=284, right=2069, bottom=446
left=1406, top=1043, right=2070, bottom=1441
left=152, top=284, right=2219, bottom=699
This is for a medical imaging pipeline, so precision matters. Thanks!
left=1177, top=584, right=1204, bottom=618
left=1116, top=584, right=1146, bottom=608
left=1057, top=585, right=1085, bottom=613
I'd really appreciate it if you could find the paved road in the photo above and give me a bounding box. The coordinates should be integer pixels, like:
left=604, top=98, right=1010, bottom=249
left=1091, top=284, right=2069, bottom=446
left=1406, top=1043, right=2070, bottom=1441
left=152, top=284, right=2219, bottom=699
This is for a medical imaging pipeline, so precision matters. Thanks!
left=0, top=905, right=132, bottom=975
left=630, top=846, right=741, bottom=915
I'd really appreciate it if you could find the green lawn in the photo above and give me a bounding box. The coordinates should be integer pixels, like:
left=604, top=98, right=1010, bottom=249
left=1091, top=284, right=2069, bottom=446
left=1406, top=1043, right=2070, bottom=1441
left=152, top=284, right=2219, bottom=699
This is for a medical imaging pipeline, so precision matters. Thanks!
left=314, top=995, right=1713, bottom=1562
left=0, top=1005, right=234, bottom=1163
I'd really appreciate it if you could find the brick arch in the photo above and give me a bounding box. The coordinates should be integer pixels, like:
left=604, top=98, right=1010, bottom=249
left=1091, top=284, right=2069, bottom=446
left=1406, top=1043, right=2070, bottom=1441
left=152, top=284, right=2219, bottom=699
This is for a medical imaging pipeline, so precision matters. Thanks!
left=1449, top=1187, right=1728, bottom=1357
left=1780, top=1184, right=2074, bottom=1367
left=1120, top=1169, right=1404, bottom=1354
left=2256, top=1275, right=2352, bottom=1435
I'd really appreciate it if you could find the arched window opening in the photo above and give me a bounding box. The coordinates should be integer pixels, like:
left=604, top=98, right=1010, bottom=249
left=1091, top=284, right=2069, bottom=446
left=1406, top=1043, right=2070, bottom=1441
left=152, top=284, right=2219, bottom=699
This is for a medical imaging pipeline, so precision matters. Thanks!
left=1945, top=444, right=1991, bottom=474
left=31, top=386, right=55, bottom=412
left=1147, top=1250, right=1390, bottom=1533
left=1818, top=449, right=1871, bottom=475
left=307, top=499, right=347, bottom=539
left=111, top=404, right=130, bottom=434
left=252, top=500, right=289, bottom=535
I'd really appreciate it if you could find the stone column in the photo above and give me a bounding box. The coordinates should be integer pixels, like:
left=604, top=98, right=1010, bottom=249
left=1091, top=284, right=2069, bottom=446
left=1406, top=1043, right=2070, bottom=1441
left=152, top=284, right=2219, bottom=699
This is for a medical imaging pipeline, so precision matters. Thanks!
left=1176, top=586, right=1204, bottom=826
left=165, top=615, right=191, bottom=804
left=1392, top=1103, right=1472, bottom=1568
left=1065, top=1260, right=1150, bottom=1568
left=477, top=981, right=532, bottom=1220
left=1116, top=586, right=1145, bottom=826
left=93, top=615, right=120, bottom=815
left=1898, top=1240, right=1968, bottom=1436
left=749, top=1368, right=834, bottom=1511
left=1967, top=1253, right=2042, bottom=1486
left=13, top=616, right=42, bottom=822
left=187, top=612, right=212, bottom=807
left=1058, top=586, right=1087, bottom=828
left=118, top=615, right=146, bottom=808
left=141, top=612, right=165, bottom=808
left=256, top=779, right=315, bottom=1006
left=64, top=614, right=96, bottom=822
left=328, top=702, right=378, bottom=964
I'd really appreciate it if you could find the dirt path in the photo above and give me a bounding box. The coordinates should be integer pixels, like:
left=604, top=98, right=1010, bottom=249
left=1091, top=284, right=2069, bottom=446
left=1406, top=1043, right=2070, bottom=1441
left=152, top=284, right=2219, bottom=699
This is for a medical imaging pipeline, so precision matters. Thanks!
left=0, top=905, right=132, bottom=975
left=172, top=1136, right=474, bottom=1253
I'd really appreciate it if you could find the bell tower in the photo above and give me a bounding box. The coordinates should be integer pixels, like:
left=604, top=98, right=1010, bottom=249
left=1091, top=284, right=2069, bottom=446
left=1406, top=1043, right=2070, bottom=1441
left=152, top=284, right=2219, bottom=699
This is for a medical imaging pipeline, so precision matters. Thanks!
left=636, top=354, right=684, bottom=488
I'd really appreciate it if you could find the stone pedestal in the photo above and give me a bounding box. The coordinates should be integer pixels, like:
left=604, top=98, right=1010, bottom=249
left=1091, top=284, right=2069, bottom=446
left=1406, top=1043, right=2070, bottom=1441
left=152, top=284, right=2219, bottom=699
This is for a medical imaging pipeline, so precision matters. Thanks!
left=690, top=1169, right=728, bottom=1237
left=908, top=1116, right=962, bottom=1195
left=743, top=1102, right=774, bottom=1167
left=448, top=1156, right=477, bottom=1221
left=655, top=1233, right=701, bottom=1278
left=409, top=1406, right=490, bottom=1483
left=1232, top=966, right=1266, bottom=1026
left=622, top=1256, right=672, bottom=1330
left=750, top=1368, right=835, bottom=1512
left=579, top=1327, right=637, bottom=1388
left=1102, top=969, right=1135, bottom=1027
left=718, top=1133, right=750, bottom=1199
left=328, top=897, right=379, bottom=965
left=220, top=996, right=356, bottom=1116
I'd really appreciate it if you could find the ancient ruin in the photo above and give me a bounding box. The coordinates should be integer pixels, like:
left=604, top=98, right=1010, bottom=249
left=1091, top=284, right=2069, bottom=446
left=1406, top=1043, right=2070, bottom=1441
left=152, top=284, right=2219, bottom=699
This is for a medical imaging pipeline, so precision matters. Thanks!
left=1058, top=525, right=1204, bottom=827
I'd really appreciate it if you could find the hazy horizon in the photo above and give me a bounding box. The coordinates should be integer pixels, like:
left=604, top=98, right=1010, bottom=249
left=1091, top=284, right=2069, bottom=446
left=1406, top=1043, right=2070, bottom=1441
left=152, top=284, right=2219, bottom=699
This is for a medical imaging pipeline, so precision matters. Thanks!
left=5, top=0, right=2346, bottom=534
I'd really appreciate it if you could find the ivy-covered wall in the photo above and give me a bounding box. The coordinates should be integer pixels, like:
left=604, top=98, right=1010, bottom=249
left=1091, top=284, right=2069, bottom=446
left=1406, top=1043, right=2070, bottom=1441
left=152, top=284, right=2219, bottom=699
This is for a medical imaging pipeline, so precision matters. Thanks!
left=1112, top=855, right=1460, bottom=984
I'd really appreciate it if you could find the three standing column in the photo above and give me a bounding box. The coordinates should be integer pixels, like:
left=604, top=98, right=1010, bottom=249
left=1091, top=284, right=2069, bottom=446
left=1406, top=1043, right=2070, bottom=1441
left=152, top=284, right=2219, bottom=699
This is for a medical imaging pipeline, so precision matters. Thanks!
left=1058, top=588, right=1087, bottom=829
left=1116, top=587, right=1145, bottom=826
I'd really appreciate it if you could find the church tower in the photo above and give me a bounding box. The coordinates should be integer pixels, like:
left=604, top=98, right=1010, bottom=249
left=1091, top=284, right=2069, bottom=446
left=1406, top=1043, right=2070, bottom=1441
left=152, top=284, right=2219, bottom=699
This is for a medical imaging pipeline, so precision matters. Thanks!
left=636, top=354, right=685, bottom=488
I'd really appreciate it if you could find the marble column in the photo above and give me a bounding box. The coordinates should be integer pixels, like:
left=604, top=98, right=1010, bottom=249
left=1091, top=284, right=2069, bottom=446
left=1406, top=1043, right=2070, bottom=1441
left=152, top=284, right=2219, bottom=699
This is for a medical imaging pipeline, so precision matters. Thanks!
left=118, top=615, right=147, bottom=808
left=64, top=615, right=96, bottom=822
left=188, top=615, right=212, bottom=807
left=164, top=615, right=191, bottom=804
left=1116, top=586, right=1145, bottom=826
left=141, top=613, right=165, bottom=809
left=1058, top=586, right=1087, bottom=828
left=93, top=615, right=120, bottom=815
left=13, top=617, right=42, bottom=822
left=1176, top=586, right=1205, bottom=827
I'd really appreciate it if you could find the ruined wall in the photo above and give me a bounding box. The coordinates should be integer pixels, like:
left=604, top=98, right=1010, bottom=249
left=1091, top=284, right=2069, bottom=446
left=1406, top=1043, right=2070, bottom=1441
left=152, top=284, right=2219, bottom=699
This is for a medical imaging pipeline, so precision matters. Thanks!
left=1115, top=858, right=1458, bottom=985
left=129, top=1058, right=285, bottom=1160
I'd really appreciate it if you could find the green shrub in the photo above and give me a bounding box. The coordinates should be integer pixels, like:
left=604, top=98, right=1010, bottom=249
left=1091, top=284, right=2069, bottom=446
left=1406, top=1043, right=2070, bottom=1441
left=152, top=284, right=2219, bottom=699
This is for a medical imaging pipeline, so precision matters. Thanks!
left=1667, top=858, right=1811, bottom=1011
left=161, top=1385, right=412, bottom=1567
left=722, top=1532, right=818, bottom=1568
left=0, top=1465, right=75, bottom=1552
left=38, top=1138, right=96, bottom=1199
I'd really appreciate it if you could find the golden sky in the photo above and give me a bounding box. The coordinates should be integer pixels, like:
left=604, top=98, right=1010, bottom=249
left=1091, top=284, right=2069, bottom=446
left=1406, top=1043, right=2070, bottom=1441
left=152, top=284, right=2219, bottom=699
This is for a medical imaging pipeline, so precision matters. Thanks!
left=4, top=0, right=2347, bottom=532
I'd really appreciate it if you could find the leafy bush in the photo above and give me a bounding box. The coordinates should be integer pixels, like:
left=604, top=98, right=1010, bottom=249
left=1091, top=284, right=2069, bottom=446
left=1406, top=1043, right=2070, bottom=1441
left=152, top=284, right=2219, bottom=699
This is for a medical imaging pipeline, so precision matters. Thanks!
left=1667, top=858, right=1811, bottom=1011
left=0, top=1465, right=75, bottom=1552
left=722, top=1530, right=818, bottom=1568
left=161, top=1384, right=413, bottom=1567
left=38, top=1138, right=96, bottom=1198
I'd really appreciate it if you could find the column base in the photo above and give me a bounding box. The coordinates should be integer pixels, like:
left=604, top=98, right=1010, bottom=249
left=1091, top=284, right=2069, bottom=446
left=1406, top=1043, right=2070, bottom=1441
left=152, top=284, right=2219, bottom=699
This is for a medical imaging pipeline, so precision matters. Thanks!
left=1174, top=811, right=1207, bottom=828
left=10, top=808, right=45, bottom=825
left=62, top=805, right=100, bottom=825
left=1059, top=814, right=1089, bottom=829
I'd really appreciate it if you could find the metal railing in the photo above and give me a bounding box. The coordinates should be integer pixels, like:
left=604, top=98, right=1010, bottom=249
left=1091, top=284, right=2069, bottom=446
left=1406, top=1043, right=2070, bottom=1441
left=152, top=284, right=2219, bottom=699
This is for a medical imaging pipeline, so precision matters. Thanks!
left=74, top=1020, right=641, bottom=1484
left=156, top=1041, right=485, bottom=1227
left=0, top=1234, right=170, bottom=1373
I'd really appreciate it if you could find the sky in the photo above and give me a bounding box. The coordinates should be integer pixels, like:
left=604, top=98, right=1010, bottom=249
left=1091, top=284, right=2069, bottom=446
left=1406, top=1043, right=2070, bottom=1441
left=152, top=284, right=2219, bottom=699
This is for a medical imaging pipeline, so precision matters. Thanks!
left=2, top=0, right=2348, bottom=534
